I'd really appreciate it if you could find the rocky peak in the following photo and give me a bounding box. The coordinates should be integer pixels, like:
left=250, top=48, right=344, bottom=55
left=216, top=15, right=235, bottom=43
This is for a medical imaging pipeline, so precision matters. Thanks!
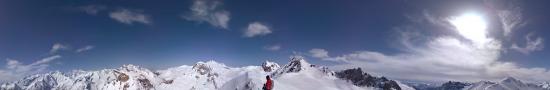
left=500, top=77, right=524, bottom=85
left=335, top=68, right=402, bottom=90
left=281, top=57, right=311, bottom=72
left=261, top=60, right=280, bottom=72
left=193, top=63, right=212, bottom=75
left=270, top=57, right=316, bottom=78
left=438, top=81, right=470, bottom=90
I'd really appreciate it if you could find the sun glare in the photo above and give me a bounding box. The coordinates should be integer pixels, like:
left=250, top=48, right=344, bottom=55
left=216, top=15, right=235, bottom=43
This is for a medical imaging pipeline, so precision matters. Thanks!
left=450, top=13, right=488, bottom=43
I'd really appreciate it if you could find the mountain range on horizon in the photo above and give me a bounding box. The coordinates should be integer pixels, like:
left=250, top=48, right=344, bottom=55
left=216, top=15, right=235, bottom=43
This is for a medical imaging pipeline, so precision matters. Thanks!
left=1, top=57, right=549, bottom=90
left=3, top=0, right=550, bottom=90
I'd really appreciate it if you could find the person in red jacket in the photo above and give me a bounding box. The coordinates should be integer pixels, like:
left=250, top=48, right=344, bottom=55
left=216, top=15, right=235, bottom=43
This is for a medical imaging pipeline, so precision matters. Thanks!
left=263, top=75, right=273, bottom=90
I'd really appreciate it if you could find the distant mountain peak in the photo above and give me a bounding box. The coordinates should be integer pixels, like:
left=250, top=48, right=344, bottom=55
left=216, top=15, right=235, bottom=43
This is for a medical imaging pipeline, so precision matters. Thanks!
left=501, top=77, right=521, bottom=83
left=1, top=59, right=415, bottom=90
left=272, top=58, right=311, bottom=75
left=261, top=60, right=280, bottom=72
left=461, top=77, right=549, bottom=90
left=335, top=67, right=403, bottom=90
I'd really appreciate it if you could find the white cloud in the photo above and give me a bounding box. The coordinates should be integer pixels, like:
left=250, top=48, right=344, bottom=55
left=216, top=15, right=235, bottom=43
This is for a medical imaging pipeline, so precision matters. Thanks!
left=80, top=5, right=107, bottom=15
left=76, top=45, right=95, bottom=53
left=109, top=9, right=151, bottom=25
left=183, top=0, right=230, bottom=29
left=0, top=55, right=62, bottom=83
left=310, top=1, right=550, bottom=82
left=6, top=59, right=21, bottom=69
left=244, top=22, right=272, bottom=37
left=485, top=0, right=526, bottom=36
left=31, top=55, right=61, bottom=66
left=323, top=33, right=550, bottom=82
left=511, top=33, right=544, bottom=55
left=50, top=43, right=68, bottom=54
left=322, top=34, right=510, bottom=82
left=264, top=44, right=281, bottom=51
left=308, top=48, right=330, bottom=59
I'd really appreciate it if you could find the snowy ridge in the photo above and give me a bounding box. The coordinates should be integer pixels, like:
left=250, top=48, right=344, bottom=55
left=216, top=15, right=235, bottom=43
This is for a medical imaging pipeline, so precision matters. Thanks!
left=261, top=60, right=280, bottom=72
left=463, top=77, right=548, bottom=90
left=1, top=59, right=414, bottom=90
left=539, top=82, right=550, bottom=90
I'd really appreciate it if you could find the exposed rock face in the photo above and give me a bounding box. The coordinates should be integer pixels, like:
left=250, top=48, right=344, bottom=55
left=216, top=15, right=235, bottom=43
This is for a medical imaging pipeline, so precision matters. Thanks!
left=335, top=68, right=402, bottom=90
left=191, top=61, right=221, bottom=89
left=284, top=59, right=302, bottom=73
left=1, top=59, right=415, bottom=90
left=270, top=57, right=312, bottom=78
left=193, top=63, right=213, bottom=75
left=438, top=81, right=470, bottom=90
left=261, top=61, right=280, bottom=72
left=117, top=72, right=130, bottom=82
left=461, top=77, right=548, bottom=90
left=138, top=79, right=153, bottom=89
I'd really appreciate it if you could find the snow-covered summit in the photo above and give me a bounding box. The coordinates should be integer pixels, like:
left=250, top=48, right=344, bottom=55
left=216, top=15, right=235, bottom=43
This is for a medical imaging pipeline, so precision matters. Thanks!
left=271, top=57, right=314, bottom=77
left=463, top=77, right=547, bottom=90
left=538, top=82, right=550, bottom=90
left=501, top=77, right=523, bottom=85
left=1, top=59, right=414, bottom=90
left=261, top=60, right=280, bottom=72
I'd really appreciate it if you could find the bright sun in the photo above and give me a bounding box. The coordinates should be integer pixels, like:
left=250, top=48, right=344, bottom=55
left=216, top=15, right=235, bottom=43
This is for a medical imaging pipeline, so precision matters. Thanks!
left=450, top=13, right=488, bottom=43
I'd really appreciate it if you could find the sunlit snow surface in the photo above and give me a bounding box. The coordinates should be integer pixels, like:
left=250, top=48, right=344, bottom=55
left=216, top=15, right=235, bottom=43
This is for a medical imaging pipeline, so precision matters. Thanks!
left=0, top=59, right=413, bottom=90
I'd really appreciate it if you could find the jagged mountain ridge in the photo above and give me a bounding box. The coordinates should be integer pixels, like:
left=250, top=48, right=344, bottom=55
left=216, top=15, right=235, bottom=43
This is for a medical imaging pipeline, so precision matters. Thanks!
left=406, top=77, right=550, bottom=90
left=406, top=81, right=471, bottom=90
left=335, top=68, right=405, bottom=90
left=463, top=77, right=548, bottom=90
left=0, top=58, right=413, bottom=90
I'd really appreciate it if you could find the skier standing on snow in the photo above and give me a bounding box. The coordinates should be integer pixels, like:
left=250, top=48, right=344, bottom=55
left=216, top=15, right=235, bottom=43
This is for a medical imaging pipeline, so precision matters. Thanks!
left=263, top=76, right=273, bottom=90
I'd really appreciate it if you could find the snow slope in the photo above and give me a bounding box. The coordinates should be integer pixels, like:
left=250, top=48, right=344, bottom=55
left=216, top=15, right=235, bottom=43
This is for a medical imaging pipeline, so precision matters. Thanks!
left=1, top=58, right=414, bottom=90
left=270, top=58, right=369, bottom=90
left=463, top=77, right=547, bottom=90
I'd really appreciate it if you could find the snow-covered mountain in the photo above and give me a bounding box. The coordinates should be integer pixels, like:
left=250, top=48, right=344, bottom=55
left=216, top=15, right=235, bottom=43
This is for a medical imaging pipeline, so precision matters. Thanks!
left=0, top=58, right=414, bottom=90
left=538, top=82, right=550, bottom=90
left=334, top=68, right=414, bottom=90
left=406, top=81, right=470, bottom=90
left=405, top=77, right=549, bottom=90
left=3, top=57, right=549, bottom=90
left=463, top=77, right=548, bottom=90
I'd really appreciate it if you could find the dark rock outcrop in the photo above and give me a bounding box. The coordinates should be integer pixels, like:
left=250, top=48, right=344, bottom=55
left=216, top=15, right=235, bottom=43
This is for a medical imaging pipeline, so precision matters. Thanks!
left=437, top=81, right=470, bottom=90
left=335, top=68, right=402, bottom=90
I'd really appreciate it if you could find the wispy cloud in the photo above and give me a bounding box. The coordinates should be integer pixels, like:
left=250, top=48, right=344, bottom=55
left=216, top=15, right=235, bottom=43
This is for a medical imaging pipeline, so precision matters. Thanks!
left=264, top=44, right=281, bottom=51
left=511, top=33, right=544, bottom=55
left=31, top=55, right=62, bottom=66
left=109, top=9, right=152, bottom=25
left=76, top=45, right=95, bottom=53
left=244, top=22, right=272, bottom=37
left=1, top=43, right=95, bottom=82
left=317, top=33, right=550, bottom=82
left=309, top=0, right=550, bottom=82
left=50, top=43, right=68, bottom=54
left=0, top=55, right=62, bottom=82
left=80, top=5, right=107, bottom=15
left=183, top=0, right=230, bottom=29
left=485, top=0, right=526, bottom=36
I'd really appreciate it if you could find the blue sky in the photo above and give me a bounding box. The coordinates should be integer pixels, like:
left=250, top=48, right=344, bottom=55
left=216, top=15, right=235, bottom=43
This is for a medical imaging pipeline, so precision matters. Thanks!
left=0, top=0, right=549, bottom=82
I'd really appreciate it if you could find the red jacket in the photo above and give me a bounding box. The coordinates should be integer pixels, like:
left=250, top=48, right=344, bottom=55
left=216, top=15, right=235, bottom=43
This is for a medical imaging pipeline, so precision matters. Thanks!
left=266, top=79, right=273, bottom=90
